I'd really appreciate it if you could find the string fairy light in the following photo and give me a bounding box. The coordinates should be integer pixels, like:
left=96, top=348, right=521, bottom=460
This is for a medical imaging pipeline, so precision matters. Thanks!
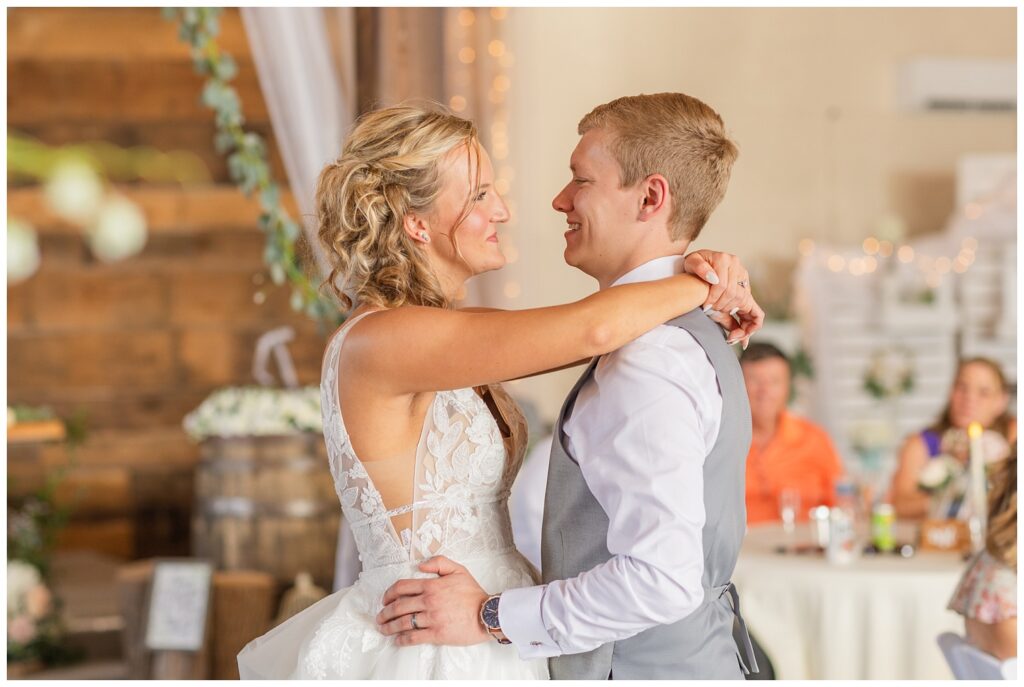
left=799, top=182, right=1005, bottom=290
left=449, top=7, right=519, bottom=301
left=799, top=233, right=981, bottom=289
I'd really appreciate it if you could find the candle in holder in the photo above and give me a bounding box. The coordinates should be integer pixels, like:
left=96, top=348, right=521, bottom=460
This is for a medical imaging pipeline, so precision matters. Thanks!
left=967, top=421, right=986, bottom=552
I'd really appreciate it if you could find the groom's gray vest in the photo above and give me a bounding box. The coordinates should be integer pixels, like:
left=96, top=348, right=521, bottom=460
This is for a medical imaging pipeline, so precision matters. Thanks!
left=541, top=309, right=757, bottom=680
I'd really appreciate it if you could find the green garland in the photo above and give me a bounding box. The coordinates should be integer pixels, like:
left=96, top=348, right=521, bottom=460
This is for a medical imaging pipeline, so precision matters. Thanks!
left=164, top=7, right=342, bottom=328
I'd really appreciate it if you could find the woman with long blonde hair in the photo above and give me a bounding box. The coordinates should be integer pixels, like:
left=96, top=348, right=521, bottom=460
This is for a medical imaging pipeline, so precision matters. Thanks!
left=238, top=104, right=761, bottom=679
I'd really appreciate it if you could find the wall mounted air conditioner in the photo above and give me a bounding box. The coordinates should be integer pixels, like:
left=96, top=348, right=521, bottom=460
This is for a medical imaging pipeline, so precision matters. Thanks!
left=900, top=57, right=1016, bottom=112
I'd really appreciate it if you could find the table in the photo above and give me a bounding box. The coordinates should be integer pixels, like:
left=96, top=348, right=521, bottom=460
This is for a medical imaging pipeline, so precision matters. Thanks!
left=732, top=522, right=965, bottom=680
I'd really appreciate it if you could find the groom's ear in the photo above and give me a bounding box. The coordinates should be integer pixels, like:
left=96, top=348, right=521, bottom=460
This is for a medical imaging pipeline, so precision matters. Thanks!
left=638, top=174, right=669, bottom=221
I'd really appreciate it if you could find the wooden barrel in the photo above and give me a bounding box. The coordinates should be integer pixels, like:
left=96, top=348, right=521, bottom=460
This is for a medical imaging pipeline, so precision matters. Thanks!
left=192, top=434, right=339, bottom=589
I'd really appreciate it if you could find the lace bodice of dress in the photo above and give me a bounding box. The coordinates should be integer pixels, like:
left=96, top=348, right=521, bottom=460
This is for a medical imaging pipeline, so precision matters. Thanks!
left=320, top=312, right=528, bottom=572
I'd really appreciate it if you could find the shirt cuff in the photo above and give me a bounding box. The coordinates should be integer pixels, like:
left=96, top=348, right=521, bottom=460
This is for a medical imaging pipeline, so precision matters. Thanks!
left=498, top=584, right=561, bottom=659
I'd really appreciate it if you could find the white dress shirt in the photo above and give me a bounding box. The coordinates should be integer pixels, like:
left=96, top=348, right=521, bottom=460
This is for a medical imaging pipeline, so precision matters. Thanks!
left=509, top=434, right=553, bottom=572
left=499, top=255, right=723, bottom=659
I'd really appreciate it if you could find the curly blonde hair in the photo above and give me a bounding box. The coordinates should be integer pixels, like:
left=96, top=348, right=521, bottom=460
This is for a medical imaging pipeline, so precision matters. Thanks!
left=317, top=104, right=481, bottom=310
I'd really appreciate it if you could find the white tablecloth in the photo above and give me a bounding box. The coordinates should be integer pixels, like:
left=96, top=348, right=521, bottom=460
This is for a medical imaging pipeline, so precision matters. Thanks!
left=733, top=522, right=965, bottom=680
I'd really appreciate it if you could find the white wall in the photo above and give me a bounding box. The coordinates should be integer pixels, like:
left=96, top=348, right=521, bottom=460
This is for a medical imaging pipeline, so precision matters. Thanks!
left=492, top=7, right=1015, bottom=425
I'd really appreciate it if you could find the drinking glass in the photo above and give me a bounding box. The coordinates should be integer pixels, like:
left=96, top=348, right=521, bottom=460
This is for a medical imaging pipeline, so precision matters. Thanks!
left=779, top=488, right=801, bottom=535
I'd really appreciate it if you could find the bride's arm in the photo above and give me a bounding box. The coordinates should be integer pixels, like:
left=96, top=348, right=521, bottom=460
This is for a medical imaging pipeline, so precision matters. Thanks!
left=346, top=274, right=717, bottom=395
left=459, top=307, right=590, bottom=378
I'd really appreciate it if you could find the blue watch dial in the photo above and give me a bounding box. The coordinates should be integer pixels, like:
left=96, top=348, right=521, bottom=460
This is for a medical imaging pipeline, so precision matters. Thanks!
left=482, top=595, right=501, bottom=630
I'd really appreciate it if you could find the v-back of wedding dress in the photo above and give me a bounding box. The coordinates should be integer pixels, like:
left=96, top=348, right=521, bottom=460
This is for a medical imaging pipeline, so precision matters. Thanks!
left=237, top=312, right=548, bottom=679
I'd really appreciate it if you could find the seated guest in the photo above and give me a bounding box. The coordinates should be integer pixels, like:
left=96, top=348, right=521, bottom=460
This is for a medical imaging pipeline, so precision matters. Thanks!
left=742, top=342, right=845, bottom=525
left=947, top=450, right=1017, bottom=660
left=890, top=357, right=1016, bottom=520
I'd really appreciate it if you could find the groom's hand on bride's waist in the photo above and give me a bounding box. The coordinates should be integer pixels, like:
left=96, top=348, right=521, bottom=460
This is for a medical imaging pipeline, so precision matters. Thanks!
left=376, top=556, right=491, bottom=647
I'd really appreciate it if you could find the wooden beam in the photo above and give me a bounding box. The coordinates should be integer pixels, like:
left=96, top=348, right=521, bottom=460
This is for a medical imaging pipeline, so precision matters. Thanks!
left=7, top=8, right=254, bottom=63
left=8, top=60, right=270, bottom=125
left=7, top=185, right=299, bottom=235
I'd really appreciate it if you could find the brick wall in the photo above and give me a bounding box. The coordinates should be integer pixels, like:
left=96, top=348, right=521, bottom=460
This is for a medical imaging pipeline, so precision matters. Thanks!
left=8, top=8, right=331, bottom=559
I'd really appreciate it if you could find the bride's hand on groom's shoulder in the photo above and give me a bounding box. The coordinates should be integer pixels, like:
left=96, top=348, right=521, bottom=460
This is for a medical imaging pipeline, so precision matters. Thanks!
left=376, top=556, right=491, bottom=647
left=683, top=249, right=765, bottom=348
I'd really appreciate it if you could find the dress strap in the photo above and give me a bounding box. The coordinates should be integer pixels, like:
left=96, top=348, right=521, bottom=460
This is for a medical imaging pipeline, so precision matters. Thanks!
left=327, top=309, right=383, bottom=359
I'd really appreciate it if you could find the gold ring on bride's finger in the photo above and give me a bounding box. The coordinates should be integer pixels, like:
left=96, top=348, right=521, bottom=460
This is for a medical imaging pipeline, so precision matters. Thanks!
left=410, top=613, right=419, bottom=630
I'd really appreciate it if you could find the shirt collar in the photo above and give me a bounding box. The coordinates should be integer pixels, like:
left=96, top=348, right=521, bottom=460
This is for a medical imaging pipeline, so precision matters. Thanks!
left=610, top=255, right=687, bottom=288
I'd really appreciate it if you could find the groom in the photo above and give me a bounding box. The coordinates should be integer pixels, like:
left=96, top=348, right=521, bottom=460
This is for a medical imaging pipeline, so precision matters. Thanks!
left=378, top=92, right=760, bottom=679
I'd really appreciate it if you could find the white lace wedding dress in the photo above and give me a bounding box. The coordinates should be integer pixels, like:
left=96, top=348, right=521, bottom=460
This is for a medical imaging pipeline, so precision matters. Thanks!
left=237, top=312, right=549, bottom=679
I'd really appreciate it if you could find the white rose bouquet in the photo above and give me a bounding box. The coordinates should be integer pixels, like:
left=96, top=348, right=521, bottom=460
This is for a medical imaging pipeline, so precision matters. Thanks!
left=917, top=454, right=962, bottom=493
left=183, top=386, right=322, bottom=440
left=7, top=561, right=52, bottom=648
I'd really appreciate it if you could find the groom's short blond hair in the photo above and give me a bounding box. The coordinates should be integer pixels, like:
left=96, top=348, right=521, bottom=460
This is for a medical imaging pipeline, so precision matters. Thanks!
left=578, top=92, right=738, bottom=241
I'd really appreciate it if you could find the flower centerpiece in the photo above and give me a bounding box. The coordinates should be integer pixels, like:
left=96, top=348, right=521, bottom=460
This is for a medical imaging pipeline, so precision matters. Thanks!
left=7, top=495, right=79, bottom=673
left=7, top=560, right=56, bottom=672
left=183, top=386, right=322, bottom=440
left=918, top=428, right=1011, bottom=520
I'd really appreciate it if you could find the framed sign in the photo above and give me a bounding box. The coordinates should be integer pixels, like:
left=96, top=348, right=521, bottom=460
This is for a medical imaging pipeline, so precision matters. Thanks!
left=144, top=560, right=213, bottom=651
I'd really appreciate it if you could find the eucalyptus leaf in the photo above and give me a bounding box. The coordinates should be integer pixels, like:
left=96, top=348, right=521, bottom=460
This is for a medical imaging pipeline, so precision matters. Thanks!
left=172, top=7, right=341, bottom=327
left=260, top=184, right=280, bottom=209
left=215, top=54, right=238, bottom=81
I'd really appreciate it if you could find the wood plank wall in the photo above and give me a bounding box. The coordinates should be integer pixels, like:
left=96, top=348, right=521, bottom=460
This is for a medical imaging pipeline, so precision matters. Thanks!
left=7, top=8, right=332, bottom=559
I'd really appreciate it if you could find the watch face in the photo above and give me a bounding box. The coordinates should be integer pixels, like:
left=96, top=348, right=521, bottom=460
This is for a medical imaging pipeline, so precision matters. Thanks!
left=482, top=596, right=501, bottom=629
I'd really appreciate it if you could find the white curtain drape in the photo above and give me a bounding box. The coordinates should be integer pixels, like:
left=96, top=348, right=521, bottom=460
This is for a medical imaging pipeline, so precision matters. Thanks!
left=240, top=7, right=357, bottom=284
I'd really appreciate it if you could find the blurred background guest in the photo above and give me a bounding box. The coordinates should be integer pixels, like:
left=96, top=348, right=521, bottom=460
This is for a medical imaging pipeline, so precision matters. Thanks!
left=946, top=450, right=1016, bottom=660
left=742, top=343, right=845, bottom=525
left=890, top=358, right=1016, bottom=520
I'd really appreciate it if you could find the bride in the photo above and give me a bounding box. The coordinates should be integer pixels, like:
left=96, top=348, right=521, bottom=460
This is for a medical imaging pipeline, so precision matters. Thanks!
left=237, top=104, right=761, bottom=679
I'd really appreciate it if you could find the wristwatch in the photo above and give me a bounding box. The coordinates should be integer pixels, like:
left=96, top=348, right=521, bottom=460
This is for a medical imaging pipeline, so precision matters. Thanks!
left=479, top=594, right=511, bottom=644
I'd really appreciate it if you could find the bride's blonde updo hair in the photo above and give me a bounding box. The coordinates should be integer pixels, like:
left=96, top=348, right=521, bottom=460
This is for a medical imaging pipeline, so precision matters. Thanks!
left=317, top=104, right=480, bottom=310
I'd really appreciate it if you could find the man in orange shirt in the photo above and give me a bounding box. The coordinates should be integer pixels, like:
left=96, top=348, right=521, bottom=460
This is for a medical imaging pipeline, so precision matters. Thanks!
left=742, top=343, right=845, bottom=525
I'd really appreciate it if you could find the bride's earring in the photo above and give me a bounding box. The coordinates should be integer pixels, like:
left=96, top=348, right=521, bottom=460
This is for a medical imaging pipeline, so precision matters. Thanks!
left=418, top=231, right=431, bottom=244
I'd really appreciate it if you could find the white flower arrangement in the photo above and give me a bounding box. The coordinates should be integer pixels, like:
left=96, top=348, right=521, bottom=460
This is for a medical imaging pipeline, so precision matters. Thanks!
left=44, top=159, right=104, bottom=224
left=87, top=194, right=148, bottom=263
left=919, top=428, right=1012, bottom=519
left=182, top=386, right=322, bottom=441
left=864, top=346, right=915, bottom=400
left=917, top=454, right=962, bottom=492
left=7, top=560, right=52, bottom=647
left=7, top=218, right=41, bottom=284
